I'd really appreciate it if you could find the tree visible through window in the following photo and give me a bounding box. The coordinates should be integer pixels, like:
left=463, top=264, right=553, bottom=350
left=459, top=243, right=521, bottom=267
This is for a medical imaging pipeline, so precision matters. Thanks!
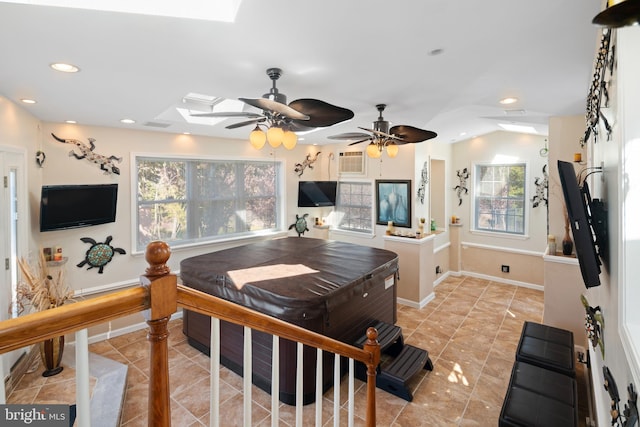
left=135, top=156, right=281, bottom=251
left=335, top=181, right=373, bottom=233
left=474, top=163, right=526, bottom=234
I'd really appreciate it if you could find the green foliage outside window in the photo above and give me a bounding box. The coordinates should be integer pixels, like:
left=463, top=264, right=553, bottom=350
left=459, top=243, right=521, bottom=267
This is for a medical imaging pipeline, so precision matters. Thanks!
left=136, top=157, right=281, bottom=251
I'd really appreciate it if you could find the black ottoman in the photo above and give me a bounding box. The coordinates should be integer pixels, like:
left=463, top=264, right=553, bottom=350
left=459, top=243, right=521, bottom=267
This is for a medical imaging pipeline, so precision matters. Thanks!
left=516, top=321, right=575, bottom=377
left=499, top=386, right=577, bottom=427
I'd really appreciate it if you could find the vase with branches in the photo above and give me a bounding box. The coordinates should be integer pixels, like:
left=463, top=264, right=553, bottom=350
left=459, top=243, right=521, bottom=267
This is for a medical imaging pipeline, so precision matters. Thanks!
left=15, top=251, right=74, bottom=376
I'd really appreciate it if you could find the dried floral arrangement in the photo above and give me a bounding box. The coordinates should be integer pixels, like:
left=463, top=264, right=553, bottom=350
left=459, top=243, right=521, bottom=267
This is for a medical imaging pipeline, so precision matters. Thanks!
left=15, top=251, right=74, bottom=314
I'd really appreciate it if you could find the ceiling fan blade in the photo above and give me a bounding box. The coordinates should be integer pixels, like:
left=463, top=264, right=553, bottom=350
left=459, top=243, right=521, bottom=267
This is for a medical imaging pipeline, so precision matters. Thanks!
left=190, top=111, right=264, bottom=118
left=358, top=127, right=404, bottom=141
left=348, top=138, right=373, bottom=146
left=390, top=125, right=438, bottom=143
left=225, top=117, right=265, bottom=129
left=239, top=97, right=310, bottom=120
left=288, top=99, right=354, bottom=127
left=328, top=132, right=371, bottom=140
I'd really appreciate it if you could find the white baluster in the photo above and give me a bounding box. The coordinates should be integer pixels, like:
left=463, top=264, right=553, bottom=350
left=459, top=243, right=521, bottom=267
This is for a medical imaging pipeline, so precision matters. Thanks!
left=271, top=335, right=280, bottom=427
left=296, top=342, right=303, bottom=426
left=210, top=318, right=220, bottom=427
left=75, top=329, right=91, bottom=427
left=315, top=348, right=323, bottom=426
left=333, top=353, right=340, bottom=427
left=244, top=326, right=252, bottom=426
left=348, top=358, right=354, bottom=427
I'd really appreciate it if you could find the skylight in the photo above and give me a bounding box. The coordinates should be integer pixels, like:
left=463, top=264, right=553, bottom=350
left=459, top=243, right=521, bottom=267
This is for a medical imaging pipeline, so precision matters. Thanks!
left=3, top=0, right=242, bottom=22
left=178, top=98, right=246, bottom=126
left=498, top=123, right=537, bottom=134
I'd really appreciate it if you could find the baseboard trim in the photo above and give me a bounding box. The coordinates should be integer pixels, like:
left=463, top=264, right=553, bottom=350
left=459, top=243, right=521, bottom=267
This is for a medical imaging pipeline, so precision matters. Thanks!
left=398, top=292, right=435, bottom=309
left=460, top=270, right=544, bottom=291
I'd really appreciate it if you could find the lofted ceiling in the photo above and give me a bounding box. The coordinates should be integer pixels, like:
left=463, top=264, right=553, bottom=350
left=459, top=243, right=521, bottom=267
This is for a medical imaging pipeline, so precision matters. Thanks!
left=0, top=1, right=603, bottom=146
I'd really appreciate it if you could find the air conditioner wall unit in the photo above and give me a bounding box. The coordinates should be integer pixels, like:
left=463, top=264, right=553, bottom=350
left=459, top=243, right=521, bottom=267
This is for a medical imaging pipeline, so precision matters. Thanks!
left=338, top=151, right=365, bottom=175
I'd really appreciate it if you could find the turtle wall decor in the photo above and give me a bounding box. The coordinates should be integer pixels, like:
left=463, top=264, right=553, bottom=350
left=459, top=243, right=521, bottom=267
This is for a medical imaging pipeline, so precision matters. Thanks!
left=289, top=213, right=309, bottom=237
left=77, top=235, right=126, bottom=273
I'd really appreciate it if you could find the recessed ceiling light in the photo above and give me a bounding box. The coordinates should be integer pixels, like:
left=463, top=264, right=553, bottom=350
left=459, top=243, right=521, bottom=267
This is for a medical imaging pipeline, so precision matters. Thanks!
left=65, top=120, right=77, bottom=124
left=183, top=132, right=191, bottom=135
left=21, top=98, right=36, bottom=104
left=120, top=119, right=135, bottom=124
left=499, top=97, right=518, bottom=105
left=50, top=63, right=80, bottom=73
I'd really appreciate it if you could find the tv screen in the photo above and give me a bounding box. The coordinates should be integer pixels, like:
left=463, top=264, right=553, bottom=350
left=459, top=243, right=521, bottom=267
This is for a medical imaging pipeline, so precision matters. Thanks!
left=298, top=181, right=337, bottom=207
left=557, top=160, right=601, bottom=288
left=40, top=184, right=118, bottom=232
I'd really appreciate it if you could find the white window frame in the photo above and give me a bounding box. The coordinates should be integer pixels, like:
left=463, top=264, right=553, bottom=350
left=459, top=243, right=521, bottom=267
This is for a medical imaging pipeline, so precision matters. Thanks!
left=332, top=180, right=374, bottom=236
left=131, top=153, right=285, bottom=253
left=471, top=161, right=529, bottom=238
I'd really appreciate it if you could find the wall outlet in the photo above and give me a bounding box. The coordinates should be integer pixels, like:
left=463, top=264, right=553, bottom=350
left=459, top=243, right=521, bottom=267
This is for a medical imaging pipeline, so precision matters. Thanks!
left=501, top=265, right=510, bottom=273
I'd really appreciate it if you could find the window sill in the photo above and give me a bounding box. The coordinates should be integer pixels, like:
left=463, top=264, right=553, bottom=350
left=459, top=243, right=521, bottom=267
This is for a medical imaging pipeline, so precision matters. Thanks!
left=329, top=228, right=375, bottom=239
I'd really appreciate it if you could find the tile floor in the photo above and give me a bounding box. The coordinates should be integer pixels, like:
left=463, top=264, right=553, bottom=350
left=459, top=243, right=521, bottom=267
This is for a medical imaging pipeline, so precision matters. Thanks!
left=8, top=275, right=590, bottom=426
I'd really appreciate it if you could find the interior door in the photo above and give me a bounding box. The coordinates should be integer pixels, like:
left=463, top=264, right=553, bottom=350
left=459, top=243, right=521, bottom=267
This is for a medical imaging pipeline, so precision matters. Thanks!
left=0, top=149, right=28, bottom=386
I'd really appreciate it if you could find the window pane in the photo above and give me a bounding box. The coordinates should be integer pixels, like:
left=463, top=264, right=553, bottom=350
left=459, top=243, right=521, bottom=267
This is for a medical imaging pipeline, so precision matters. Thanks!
left=138, top=202, right=187, bottom=248
left=136, top=156, right=281, bottom=251
left=336, top=182, right=372, bottom=233
left=474, top=164, right=526, bottom=235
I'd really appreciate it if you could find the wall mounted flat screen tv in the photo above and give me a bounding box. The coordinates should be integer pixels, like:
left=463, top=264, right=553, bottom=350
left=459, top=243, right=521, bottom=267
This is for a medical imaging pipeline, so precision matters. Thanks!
left=40, top=184, right=118, bottom=232
left=297, top=181, right=337, bottom=207
left=557, top=160, right=601, bottom=288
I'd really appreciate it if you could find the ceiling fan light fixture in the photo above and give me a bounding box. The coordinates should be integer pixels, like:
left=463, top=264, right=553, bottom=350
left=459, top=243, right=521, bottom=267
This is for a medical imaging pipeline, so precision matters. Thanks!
left=267, top=126, right=284, bottom=148
left=366, top=142, right=382, bottom=159
left=282, top=130, right=298, bottom=150
left=386, top=142, right=399, bottom=158
left=250, top=125, right=266, bottom=149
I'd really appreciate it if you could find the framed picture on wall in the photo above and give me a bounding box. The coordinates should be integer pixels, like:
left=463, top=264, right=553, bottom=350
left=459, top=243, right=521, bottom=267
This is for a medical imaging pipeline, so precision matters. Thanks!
left=376, top=179, right=411, bottom=228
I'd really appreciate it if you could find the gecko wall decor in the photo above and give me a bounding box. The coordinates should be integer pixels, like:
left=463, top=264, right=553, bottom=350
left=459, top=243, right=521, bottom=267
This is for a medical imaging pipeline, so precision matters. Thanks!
left=51, top=133, right=122, bottom=175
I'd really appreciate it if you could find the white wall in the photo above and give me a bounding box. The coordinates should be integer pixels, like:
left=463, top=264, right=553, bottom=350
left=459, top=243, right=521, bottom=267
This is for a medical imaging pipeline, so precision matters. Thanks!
left=451, top=131, right=549, bottom=253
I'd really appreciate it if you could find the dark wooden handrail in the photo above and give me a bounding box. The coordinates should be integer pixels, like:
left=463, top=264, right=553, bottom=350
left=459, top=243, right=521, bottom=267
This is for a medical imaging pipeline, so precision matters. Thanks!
left=0, top=240, right=380, bottom=426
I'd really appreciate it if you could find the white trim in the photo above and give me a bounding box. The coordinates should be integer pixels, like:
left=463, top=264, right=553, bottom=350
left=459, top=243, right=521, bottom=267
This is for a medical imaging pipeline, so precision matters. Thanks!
left=85, top=311, right=183, bottom=345
left=329, top=229, right=375, bottom=239
left=461, top=240, right=543, bottom=257
left=542, top=253, right=579, bottom=266
left=434, top=241, right=450, bottom=254
left=397, top=292, right=435, bottom=309
left=459, top=270, right=543, bottom=291
left=434, top=270, right=451, bottom=287
left=469, top=229, right=530, bottom=240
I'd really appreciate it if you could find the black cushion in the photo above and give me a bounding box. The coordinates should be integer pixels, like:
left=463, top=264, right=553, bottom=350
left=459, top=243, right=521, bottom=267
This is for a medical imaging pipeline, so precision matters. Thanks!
left=516, top=322, right=575, bottom=377
left=521, top=321, right=574, bottom=347
left=509, top=361, right=577, bottom=406
left=500, top=386, right=577, bottom=427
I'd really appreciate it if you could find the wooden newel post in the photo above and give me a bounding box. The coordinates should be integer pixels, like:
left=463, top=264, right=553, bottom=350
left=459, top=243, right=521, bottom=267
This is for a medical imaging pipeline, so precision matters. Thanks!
left=142, top=241, right=177, bottom=427
left=363, top=326, right=380, bottom=427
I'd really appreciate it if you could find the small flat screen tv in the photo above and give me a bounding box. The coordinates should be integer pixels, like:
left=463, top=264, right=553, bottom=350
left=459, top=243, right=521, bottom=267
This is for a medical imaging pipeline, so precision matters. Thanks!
left=40, top=184, right=118, bottom=232
left=297, top=181, right=337, bottom=207
left=557, top=160, right=601, bottom=288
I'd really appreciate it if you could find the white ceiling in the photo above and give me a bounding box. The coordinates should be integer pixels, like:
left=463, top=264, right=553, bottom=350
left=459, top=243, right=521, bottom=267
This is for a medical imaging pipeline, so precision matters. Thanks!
left=0, top=1, right=603, bottom=146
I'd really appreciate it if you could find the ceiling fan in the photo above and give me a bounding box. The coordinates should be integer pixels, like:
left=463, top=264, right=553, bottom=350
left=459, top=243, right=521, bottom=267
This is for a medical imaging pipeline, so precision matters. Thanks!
left=191, top=68, right=354, bottom=149
left=328, top=104, right=437, bottom=158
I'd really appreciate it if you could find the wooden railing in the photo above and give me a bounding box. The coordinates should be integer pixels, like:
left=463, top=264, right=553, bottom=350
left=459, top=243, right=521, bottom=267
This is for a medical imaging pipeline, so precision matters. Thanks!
left=0, top=241, right=381, bottom=426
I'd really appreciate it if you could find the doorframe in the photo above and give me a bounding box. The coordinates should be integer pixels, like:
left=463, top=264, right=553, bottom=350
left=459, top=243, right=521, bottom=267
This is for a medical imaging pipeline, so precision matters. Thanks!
left=0, top=144, right=30, bottom=396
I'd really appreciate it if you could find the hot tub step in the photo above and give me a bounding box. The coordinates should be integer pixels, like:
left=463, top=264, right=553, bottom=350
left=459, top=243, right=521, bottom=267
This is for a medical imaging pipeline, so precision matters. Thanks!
left=377, top=344, right=432, bottom=401
left=354, top=320, right=404, bottom=356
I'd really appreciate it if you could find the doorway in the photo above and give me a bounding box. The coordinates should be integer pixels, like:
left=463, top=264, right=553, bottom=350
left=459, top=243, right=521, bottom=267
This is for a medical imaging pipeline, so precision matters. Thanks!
left=0, top=148, right=28, bottom=386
